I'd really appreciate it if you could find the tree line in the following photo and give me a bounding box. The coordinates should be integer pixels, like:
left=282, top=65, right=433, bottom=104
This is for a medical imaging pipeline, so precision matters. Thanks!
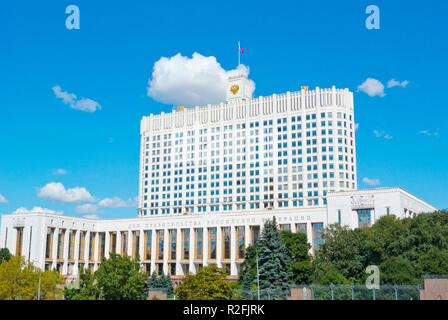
left=1, top=210, right=447, bottom=300
left=238, top=210, right=448, bottom=291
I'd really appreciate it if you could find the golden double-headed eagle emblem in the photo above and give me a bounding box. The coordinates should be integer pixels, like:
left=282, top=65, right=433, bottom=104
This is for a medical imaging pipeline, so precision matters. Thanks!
left=230, top=84, right=239, bottom=95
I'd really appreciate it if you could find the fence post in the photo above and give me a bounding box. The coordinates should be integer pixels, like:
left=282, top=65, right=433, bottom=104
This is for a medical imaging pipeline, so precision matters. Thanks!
left=250, top=289, right=253, bottom=300
left=351, top=284, right=354, bottom=300
left=330, top=285, right=334, bottom=300
left=394, top=285, right=398, bottom=300
left=267, top=289, right=270, bottom=300
left=311, top=284, right=314, bottom=300
left=372, top=288, right=376, bottom=301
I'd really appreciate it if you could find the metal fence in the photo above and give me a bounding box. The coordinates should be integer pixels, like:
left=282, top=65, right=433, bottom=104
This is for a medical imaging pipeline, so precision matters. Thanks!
left=237, top=284, right=421, bottom=300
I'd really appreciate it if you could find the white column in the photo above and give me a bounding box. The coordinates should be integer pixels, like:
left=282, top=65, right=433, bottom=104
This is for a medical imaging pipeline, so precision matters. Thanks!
left=116, top=231, right=122, bottom=255
left=307, top=222, right=313, bottom=255
left=150, top=230, right=156, bottom=274
left=176, top=228, right=182, bottom=275
left=139, top=230, right=144, bottom=262
left=105, top=232, right=110, bottom=259
left=62, top=230, right=70, bottom=275
left=163, top=229, right=169, bottom=275
left=127, top=231, right=132, bottom=257
left=93, top=232, right=100, bottom=271
left=245, top=225, right=250, bottom=247
left=51, top=227, right=59, bottom=270
left=202, top=227, right=208, bottom=267
left=22, top=225, right=31, bottom=261
left=216, top=227, right=222, bottom=268
left=84, top=231, right=90, bottom=265
left=291, top=223, right=297, bottom=233
left=230, top=226, right=237, bottom=276
left=189, top=228, right=195, bottom=274
left=73, top=230, right=80, bottom=276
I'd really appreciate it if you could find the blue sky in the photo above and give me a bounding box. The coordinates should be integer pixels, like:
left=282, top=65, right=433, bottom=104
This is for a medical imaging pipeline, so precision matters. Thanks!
left=0, top=0, right=447, bottom=219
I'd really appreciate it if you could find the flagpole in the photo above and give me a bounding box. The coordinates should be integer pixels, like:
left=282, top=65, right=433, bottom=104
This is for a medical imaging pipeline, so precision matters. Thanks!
left=238, top=41, right=240, bottom=67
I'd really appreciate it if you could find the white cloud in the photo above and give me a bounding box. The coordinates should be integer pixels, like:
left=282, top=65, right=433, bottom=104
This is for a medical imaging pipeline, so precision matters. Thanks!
left=362, top=177, right=381, bottom=186
left=52, top=168, right=67, bottom=175
left=13, top=206, right=63, bottom=215
left=98, top=196, right=136, bottom=208
left=147, top=52, right=255, bottom=107
left=52, top=85, right=101, bottom=112
left=387, top=79, right=409, bottom=88
left=83, top=214, right=100, bottom=220
left=37, top=182, right=96, bottom=203
left=419, top=129, right=439, bottom=137
left=357, top=78, right=385, bottom=97
left=373, top=130, right=393, bottom=140
left=0, top=194, right=7, bottom=203
left=75, top=204, right=102, bottom=214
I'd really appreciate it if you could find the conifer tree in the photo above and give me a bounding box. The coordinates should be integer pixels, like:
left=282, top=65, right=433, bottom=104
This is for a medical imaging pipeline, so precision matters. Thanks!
left=257, top=217, right=293, bottom=292
left=148, top=271, right=159, bottom=289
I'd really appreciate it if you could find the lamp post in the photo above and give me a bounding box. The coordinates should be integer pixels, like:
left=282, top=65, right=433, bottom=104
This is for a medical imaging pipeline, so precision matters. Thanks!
left=256, top=251, right=260, bottom=300
left=37, top=269, right=41, bottom=300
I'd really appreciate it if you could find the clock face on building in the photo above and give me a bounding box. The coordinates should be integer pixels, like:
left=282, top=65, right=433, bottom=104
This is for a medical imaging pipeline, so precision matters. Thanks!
left=230, top=84, right=239, bottom=95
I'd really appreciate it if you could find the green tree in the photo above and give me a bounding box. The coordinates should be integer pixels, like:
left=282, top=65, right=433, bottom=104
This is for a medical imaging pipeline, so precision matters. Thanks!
left=0, top=248, right=11, bottom=265
left=319, top=270, right=351, bottom=285
left=257, top=217, right=293, bottom=291
left=312, top=224, right=368, bottom=284
left=238, top=244, right=258, bottom=290
left=146, top=271, right=174, bottom=295
left=64, top=268, right=100, bottom=300
left=380, top=256, right=418, bottom=285
left=0, top=256, right=64, bottom=300
left=175, top=265, right=236, bottom=300
left=94, top=253, right=147, bottom=300
left=148, top=271, right=160, bottom=288
left=280, top=231, right=312, bottom=284
left=159, top=273, right=174, bottom=295
left=416, top=247, right=448, bottom=276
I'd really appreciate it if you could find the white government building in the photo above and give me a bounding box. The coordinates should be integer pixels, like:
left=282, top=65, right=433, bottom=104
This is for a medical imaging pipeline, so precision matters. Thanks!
left=0, top=71, right=436, bottom=279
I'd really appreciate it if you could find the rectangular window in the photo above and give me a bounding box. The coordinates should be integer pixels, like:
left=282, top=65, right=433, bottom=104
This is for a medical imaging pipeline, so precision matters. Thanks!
left=358, top=209, right=372, bottom=229
left=236, top=226, right=245, bottom=260
left=312, top=223, right=323, bottom=252
left=144, top=230, right=152, bottom=260
left=182, top=229, right=190, bottom=261
left=45, top=227, right=54, bottom=259
left=296, top=223, right=307, bottom=235
left=89, top=232, right=96, bottom=261
left=132, top=231, right=140, bottom=260
left=250, top=226, right=260, bottom=244
left=79, top=231, right=86, bottom=261
left=15, top=227, right=24, bottom=257
left=195, top=228, right=203, bottom=260
left=208, top=227, right=217, bottom=260
left=156, top=230, right=164, bottom=261
left=68, top=230, right=76, bottom=260
left=99, top=232, right=106, bottom=260
left=338, top=210, right=342, bottom=224
left=280, top=224, right=291, bottom=231
left=110, top=232, right=117, bottom=254
left=169, top=229, right=177, bottom=260
left=57, top=229, right=66, bottom=260
left=386, top=207, right=390, bottom=215
left=120, top=231, right=128, bottom=256
left=222, top=227, right=231, bottom=260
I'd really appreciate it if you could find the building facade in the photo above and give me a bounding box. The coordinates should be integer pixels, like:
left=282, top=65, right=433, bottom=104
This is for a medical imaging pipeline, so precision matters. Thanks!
left=0, top=73, right=437, bottom=278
